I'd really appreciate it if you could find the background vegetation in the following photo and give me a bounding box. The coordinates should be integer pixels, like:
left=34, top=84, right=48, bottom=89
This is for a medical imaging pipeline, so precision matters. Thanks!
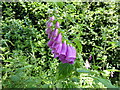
left=1, top=2, right=120, bottom=88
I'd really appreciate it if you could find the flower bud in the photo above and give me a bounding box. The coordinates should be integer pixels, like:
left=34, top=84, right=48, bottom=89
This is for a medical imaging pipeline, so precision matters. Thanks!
left=46, top=28, right=52, bottom=34
left=46, top=22, right=52, bottom=28
left=55, top=33, right=62, bottom=44
left=89, top=55, right=92, bottom=60
left=51, top=28, right=58, bottom=37
left=55, top=22, right=60, bottom=28
left=49, top=16, right=55, bottom=21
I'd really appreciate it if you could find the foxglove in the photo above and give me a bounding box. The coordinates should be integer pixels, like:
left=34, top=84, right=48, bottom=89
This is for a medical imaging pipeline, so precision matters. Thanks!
left=55, top=22, right=60, bottom=28
left=89, top=55, right=92, bottom=60
left=46, top=22, right=52, bottom=28
left=65, top=46, right=76, bottom=60
left=59, top=58, right=68, bottom=63
left=51, top=28, right=58, bottom=37
left=54, top=33, right=62, bottom=44
left=59, top=41, right=67, bottom=61
left=48, top=32, right=52, bottom=39
left=46, top=28, right=52, bottom=34
left=49, top=16, right=55, bottom=21
left=46, top=16, right=76, bottom=64
left=53, top=43, right=62, bottom=58
left=65, top=45, right=76, bottom=64
left=51, top=42, right=61, bottom=50
left=47, top=40, right=54, bottom=48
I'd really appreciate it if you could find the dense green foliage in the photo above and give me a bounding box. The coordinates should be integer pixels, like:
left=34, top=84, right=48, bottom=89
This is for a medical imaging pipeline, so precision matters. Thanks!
left=1, top=2, right=120, bottom=88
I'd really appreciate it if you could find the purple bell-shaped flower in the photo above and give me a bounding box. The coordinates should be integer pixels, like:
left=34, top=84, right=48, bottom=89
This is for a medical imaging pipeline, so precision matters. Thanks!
left=48, top=32, right=52, bottom=39
left=59, top=41, right=67, bottom=61
left=59, top=58, right=68, bottom=63
left=67, top=58, right=75, bottom=64
left=53, top=43, right=62, bottom=58
left=51, top=42, right=61, bottom=50
left=47, top=40, right=54, bottom=48
left=70, top=46, right=76, bottom=59
left=65, top=45, right=76, bottom=64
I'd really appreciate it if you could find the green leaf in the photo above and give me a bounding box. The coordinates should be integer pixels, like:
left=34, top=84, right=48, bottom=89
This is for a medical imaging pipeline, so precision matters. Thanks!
left=56, top=83, right=63, bottom=88
left=57, top=63, right=74, bottom=79
left=66, top=4, right=75, bottom=10
left=71, top=77, right=80, bottom=82
left=116, top=41, right=120, bottom=46
left=93, top=77, right=117, bottom=88
left=73, top=38, right=82, bottom=53
left=107, top=69, right=120, bottom=72
left=56, top=2, right=64, bottom=8
left=41, top=84, right=49, bottom=88
left=77, top=68, right=100, bottom=75
left=10, top=75, right=20, bottom=82
left=17, top=65, right=33, bottom=71
left=77, top=68, right=91, bottom=73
